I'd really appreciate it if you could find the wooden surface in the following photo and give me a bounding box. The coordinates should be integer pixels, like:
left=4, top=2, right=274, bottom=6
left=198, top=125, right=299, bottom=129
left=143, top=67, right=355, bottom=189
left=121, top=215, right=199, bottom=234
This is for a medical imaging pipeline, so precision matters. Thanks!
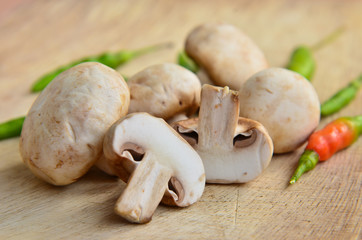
left=0, top=0, right=361, bottom=239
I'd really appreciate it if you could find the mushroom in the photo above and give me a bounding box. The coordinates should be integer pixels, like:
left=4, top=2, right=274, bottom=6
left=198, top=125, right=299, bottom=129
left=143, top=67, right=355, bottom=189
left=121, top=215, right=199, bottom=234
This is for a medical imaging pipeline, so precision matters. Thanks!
left=185, top=23, right=268, bottom=90
left=238, top=67, right=320, bottom=153
left=196, top=68, right=214, bottom=86
left=20, top=62, right=130, bottom=185
left=127, top=63, right=201, bottom=121
left=103, top=113, right=205, bottom=223
left=172, top=84, right=273, bottom=183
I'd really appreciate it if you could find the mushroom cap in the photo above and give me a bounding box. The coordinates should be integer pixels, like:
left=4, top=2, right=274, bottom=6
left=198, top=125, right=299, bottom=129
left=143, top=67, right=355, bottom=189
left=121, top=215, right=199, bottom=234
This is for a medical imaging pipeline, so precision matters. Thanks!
left=185, top=23, right=268, bottom=90
left=127, top=63, right=201, bottom=120
left=238, top=67, right=320, bottom=153
left=103, top=113, right=205, bottom=207
left=20, top=62, right=130, bottom=185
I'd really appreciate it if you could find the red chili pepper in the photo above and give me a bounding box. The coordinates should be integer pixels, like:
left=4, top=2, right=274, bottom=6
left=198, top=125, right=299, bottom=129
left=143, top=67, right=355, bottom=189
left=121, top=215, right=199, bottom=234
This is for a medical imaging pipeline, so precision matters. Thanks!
left=290, top=116, right=362, bottom=184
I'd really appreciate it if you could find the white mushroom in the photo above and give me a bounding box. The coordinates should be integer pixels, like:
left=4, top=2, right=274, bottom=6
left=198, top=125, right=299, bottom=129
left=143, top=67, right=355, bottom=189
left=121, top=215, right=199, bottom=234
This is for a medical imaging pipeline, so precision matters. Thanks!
left=172, top=84, right=273, bottom=183
left=127, top=63, right=201, bottom=120
left=185, top=23, right=268, bottom=90
left=20, top=62, right=130, bottom=185
left=103, top=113, right=205, bottom=223
left=196, top=68, right=214, bottom=86
left=238, top=67, right=320, bottom=153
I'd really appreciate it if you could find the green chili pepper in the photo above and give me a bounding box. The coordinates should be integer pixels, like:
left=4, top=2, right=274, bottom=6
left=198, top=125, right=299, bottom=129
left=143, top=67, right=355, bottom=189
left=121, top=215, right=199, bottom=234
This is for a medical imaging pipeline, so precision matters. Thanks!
left=289, top=115, right=362, bottom=184
left=177, top=50, right=199, bottom=73
left=0, top=116, right=25, bottom=140
left=286, top=46, right=315, bottom=80
left=31, top=42, right=173, bottom=92
left=320, top=75, right=362, bottom=117
left=286, top=26, right=344, bottom=81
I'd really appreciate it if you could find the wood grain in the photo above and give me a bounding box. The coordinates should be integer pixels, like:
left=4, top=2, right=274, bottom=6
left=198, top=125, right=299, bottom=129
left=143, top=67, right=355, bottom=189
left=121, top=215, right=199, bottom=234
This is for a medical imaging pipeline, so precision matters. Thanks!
left=0, top=0, right=361, bottom=239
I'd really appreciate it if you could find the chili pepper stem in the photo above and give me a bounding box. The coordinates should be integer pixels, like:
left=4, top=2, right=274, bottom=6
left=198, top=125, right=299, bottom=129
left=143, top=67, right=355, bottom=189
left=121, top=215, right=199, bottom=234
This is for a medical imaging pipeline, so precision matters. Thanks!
left=117, top=42, right=173, bottom=61
left=290, top=150, right=319, bottom=184
left=310, top=26, right=345, bottom=52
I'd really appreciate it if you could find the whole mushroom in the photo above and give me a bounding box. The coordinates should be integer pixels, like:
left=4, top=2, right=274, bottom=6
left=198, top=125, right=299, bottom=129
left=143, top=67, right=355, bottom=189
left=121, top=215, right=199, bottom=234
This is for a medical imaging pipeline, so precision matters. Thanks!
left=238, top=67, right=320, bottom=153
left=103, top=113, right=205, bottom=223
left=97, top=63, right=202, bottom=175
left=20, top=62, right=130, bottom=185
left=185, top=23, right=268, bottom=90
left=172, top=84, right=273, bottom=183
left=127, top=63, right=201, bottom=121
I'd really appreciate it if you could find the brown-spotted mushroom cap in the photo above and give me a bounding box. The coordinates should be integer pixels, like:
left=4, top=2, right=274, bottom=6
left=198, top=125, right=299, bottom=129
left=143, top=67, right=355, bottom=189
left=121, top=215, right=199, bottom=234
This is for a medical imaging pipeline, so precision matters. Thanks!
left=19, top=62, right=130, bottom=185
left=103, top=113, right=205, bottom=223
left=185, top=23, right=268, bottom=90
left=238, top=67, right=320, bottom=153
left=127, top=63, right=201, bottom=120
left=172, top=84, right=273, bottom=183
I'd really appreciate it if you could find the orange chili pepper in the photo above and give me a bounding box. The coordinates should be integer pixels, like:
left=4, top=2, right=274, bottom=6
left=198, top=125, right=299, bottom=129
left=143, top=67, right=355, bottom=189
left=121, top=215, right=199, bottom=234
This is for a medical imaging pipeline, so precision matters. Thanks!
left=306, top=119, right=357, bottom=161
left=290, top=116, right=362, bottom=184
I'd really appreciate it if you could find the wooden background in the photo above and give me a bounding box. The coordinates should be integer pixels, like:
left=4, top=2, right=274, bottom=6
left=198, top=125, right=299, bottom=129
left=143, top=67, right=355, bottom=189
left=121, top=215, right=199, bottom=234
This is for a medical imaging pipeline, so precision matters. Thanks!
left=0, top=0, right=361, bottom=239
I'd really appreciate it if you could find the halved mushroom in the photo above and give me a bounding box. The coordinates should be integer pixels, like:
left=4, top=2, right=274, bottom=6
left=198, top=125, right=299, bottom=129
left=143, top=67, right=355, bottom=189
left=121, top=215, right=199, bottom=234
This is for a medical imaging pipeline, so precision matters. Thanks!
left=172, top=84, right=273, bottom=183
left=103, top=113, right=205, bottom=223
left=185, top=23, right=268, bottom=90
left=127, top=63, right=201, bottom=121
left=19, top=62, right=130, bottom=185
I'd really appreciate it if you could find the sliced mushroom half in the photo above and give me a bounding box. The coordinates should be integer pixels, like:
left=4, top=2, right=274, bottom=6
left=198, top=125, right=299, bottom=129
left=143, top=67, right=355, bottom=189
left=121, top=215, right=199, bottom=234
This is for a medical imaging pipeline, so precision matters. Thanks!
left=172, top=84, right=273, bottom=183
left=103, top=113, right=205, bottom=223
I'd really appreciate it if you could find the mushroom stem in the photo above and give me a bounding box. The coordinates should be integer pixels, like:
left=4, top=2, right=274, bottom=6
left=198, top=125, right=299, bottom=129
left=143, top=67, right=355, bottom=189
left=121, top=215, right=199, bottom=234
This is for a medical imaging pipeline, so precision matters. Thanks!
left=198, top=85, right=239, bottom=149
left=114, top=155, right=172, bottom=223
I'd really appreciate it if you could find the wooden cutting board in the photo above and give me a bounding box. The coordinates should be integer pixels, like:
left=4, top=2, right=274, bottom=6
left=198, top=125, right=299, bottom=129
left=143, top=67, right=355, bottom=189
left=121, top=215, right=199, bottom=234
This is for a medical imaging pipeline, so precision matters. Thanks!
left=0, top=0, right=361, bottom=239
